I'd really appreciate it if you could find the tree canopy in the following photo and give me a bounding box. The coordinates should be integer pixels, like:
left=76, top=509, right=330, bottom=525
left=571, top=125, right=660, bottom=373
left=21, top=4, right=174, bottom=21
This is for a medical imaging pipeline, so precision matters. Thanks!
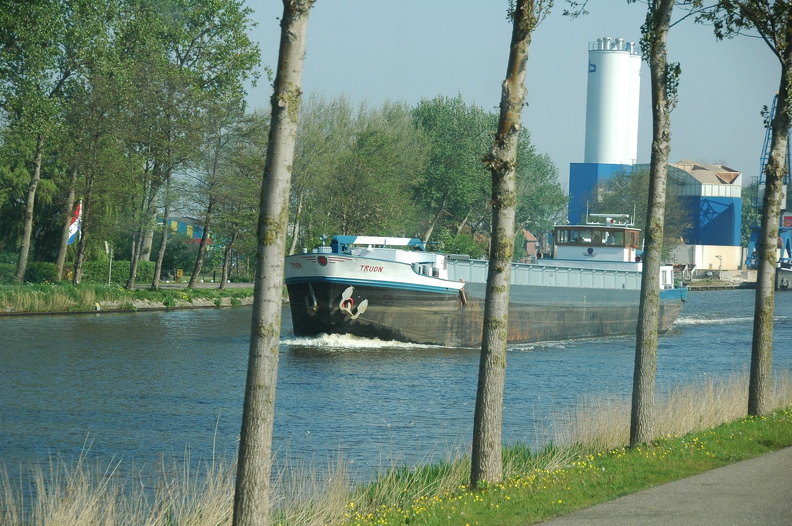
left=0, top=4, right=567, bottom=285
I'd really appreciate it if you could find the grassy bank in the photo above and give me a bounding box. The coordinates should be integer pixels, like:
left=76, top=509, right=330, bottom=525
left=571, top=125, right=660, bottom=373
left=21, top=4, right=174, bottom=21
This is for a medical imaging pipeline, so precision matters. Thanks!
left=0, top=283, right=255, bottom=314
left=2, top=372, right=791, bottom=525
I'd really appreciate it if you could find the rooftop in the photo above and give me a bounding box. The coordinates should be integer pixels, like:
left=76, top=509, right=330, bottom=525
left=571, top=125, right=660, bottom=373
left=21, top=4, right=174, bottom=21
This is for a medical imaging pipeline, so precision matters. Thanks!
left=671, top=160, right=741, bottom=185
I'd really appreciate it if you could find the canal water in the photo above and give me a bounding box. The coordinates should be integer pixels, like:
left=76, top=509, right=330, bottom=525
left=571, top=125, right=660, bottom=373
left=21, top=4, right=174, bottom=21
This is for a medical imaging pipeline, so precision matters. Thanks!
left=1, top=289, right=792, bottom=483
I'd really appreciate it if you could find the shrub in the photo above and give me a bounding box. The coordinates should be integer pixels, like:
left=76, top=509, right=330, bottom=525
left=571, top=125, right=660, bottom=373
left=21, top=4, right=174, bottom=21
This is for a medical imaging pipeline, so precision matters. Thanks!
left=0, top=262, right=62, bottom=284
left=0, top=263, right=15, bottom=283
left=80, top=260, right=155, bottom=285
left=24, top=262, right=59, bottom=283
left=229, top=272, right=254, bottom=283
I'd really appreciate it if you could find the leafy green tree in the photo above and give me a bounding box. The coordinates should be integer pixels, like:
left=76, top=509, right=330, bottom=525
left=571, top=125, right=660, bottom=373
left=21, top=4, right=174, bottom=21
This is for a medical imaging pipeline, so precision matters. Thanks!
left=103, top=0, right=261, bottom=289
left=324, top=102, right=428, bottom=236
left=213, top=111, right=268, bottom=287
left=412, top=95, right=565, bottom=256
left=289, top=93, right=357, bottom=252
left=186, top=98, right=249, bottom=288
left=290, top=100, right=427, bottom=244
left=413, top=95, right=493, bottom=241
left=703, top=0, right=792, bottom=416
left=0, top=0, right=109, bottom=281
left=513, top=132, right=567, bottom=247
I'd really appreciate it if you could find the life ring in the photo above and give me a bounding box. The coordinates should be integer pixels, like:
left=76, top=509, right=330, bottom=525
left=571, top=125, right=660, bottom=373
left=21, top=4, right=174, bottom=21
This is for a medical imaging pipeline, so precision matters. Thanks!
left=341, top=297, right=355, bottom=310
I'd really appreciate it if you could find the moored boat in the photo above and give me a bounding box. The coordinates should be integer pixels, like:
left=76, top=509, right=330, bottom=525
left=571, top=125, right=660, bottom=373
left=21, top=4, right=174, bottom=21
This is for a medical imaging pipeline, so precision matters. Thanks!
left=285, top=215, right=687, bottom=348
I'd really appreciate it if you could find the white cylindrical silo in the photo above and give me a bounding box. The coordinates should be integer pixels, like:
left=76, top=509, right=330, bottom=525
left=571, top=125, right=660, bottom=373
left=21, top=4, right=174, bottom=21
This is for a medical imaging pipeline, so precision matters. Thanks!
left=583, top=38, right=642, bottom=165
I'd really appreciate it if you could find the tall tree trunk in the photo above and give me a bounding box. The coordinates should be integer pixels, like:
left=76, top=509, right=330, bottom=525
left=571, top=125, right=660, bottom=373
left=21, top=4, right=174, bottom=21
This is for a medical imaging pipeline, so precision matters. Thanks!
left=471, top=0, right=536, bottom=489
left=456, top=206, right=474, bottom=236
left=152, top=173, right=172, bottom=289
left=127, top=235, right=141, bottom=289
left=749, top=61, right=791, bottom=416
left=56, top=167, right=78, bottom=281
left=128, top=172, right=159, bottom=290
left=219, top=230, right=237, bottom=291
left=139, top=207, right=157, bottom=262
left=233, top=2, right=313, bottom=525
left=423, top=191, right=449, bottom=241
left=16, top=134, right=45, bottom=282
left=288, top=189, right=304, bottom=255
left=630, top=0, right=674, bottom=447
left=188, top=199, right=214, bottom=288
left=127, top=210, right=149, bottom=289
left=73, top=175, right=94, bottom=285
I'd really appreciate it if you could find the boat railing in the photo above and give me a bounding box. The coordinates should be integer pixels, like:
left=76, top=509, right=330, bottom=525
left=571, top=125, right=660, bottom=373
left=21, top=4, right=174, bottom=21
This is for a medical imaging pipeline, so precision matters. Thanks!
left=447, top=259, right=643, bottom=290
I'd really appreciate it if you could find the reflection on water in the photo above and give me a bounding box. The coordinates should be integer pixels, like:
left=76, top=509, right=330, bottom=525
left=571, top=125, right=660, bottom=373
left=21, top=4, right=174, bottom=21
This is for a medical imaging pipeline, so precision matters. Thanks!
left=1, top=290, right=791, bottom=483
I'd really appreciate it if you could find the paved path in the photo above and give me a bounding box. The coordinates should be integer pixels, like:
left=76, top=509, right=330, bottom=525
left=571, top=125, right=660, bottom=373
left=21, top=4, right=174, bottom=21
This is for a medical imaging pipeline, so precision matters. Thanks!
left=539, top=447, right=792, bottom=525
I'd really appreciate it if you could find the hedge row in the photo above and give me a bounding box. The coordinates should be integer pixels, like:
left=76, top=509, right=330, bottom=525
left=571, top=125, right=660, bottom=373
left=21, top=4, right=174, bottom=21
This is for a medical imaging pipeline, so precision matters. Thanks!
left=0, top=261, right=156, bottom=285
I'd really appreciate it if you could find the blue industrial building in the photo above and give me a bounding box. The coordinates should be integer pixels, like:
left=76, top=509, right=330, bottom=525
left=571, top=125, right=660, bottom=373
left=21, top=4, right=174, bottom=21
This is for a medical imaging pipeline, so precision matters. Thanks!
left=668, top=161, right=742, bottom=247
left=568, top=37, right=744, bottom=270
left=567, top=160, right=744, bottom=269
left=568, top=163, right=633, bottom=225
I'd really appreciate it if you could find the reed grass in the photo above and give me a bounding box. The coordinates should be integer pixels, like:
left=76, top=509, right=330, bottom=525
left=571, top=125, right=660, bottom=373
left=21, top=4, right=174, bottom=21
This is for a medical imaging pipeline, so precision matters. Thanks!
left=1, top=372, right=790, bottom=526
left=0, top=283, right=253, bottom=313
left=549, top=370, right=792, bottom=452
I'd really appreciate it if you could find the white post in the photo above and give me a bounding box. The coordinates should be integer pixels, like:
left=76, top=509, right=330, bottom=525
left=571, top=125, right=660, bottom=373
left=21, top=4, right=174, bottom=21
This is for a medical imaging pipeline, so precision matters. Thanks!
left=105, top=241, right=113, bottom=286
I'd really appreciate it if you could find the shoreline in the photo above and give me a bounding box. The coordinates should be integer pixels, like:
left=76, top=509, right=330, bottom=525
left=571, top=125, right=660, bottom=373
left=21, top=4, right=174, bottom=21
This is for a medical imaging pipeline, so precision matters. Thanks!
left=0, top=282, right=257, bottom=316
left=0, top=296, right=255, bottom=317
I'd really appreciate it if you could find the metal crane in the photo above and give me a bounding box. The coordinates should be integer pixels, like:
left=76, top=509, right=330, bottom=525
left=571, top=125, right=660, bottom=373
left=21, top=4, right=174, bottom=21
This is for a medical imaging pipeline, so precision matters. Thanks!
left=744, top=94, right=792, bottom=278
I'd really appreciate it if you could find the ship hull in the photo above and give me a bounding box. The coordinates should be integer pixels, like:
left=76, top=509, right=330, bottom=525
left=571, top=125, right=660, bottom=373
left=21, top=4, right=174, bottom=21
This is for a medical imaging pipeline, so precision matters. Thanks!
left=286, top=269, right=686, bottom=348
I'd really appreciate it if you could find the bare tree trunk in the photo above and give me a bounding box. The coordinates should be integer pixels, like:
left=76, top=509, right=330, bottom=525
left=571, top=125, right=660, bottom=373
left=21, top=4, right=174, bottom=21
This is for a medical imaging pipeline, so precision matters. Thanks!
left=749, top=61, right=791, bottom=416
left=128, top=171, right=159, bottom=290
left=72, top=176, right=94, bottom=285
left=232, top=2, right=313, bottom=525
left=423, top=191, right=449, bottom=241
left=152, top=174, right=172, bottom=289
left=455, top=206, right=473, bottom=236
left=139, top=207, right=157, bottom=262
left=127, top=235, right=141, bottom=289
left=188, top=199, right=214, bottom=288
left=16, top=134, right=45, bottom=282
left=630, top=0, right=674, bottom=447
left=288, top=189, right=304, bottom=255
left=471, top=0, right=537, bottom=489
left=56, top=167, right=78, bottom=280
left=219, top=230, right=237, bottom=291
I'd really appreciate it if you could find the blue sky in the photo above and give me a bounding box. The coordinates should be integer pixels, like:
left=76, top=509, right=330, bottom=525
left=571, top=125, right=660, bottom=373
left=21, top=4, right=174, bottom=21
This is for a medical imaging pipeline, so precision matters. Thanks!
left=244, top=1, right=778, bottom=191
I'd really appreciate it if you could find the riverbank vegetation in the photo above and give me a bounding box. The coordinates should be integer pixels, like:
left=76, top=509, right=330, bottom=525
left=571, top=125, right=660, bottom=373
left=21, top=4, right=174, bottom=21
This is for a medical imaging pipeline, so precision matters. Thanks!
left=2, top=371, right=790, bottom=525
left=0, top=0, right=568, bottom=290
left=0, top=283, right=254, bottom=314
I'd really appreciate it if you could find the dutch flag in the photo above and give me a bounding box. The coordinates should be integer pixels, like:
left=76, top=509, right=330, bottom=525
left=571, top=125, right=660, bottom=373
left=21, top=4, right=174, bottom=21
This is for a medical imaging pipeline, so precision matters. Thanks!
left=68, top=201, right=82, bottom=245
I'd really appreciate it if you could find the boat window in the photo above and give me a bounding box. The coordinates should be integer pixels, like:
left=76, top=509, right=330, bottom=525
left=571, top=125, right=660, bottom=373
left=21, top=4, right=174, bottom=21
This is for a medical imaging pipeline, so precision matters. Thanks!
left=628, top=231, right=640, bottom=248
left=556, top=230, right=566, bottom=244
left=557, top=229, right=575, bottom=244
left=557, top=227, right=641, bottom=246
